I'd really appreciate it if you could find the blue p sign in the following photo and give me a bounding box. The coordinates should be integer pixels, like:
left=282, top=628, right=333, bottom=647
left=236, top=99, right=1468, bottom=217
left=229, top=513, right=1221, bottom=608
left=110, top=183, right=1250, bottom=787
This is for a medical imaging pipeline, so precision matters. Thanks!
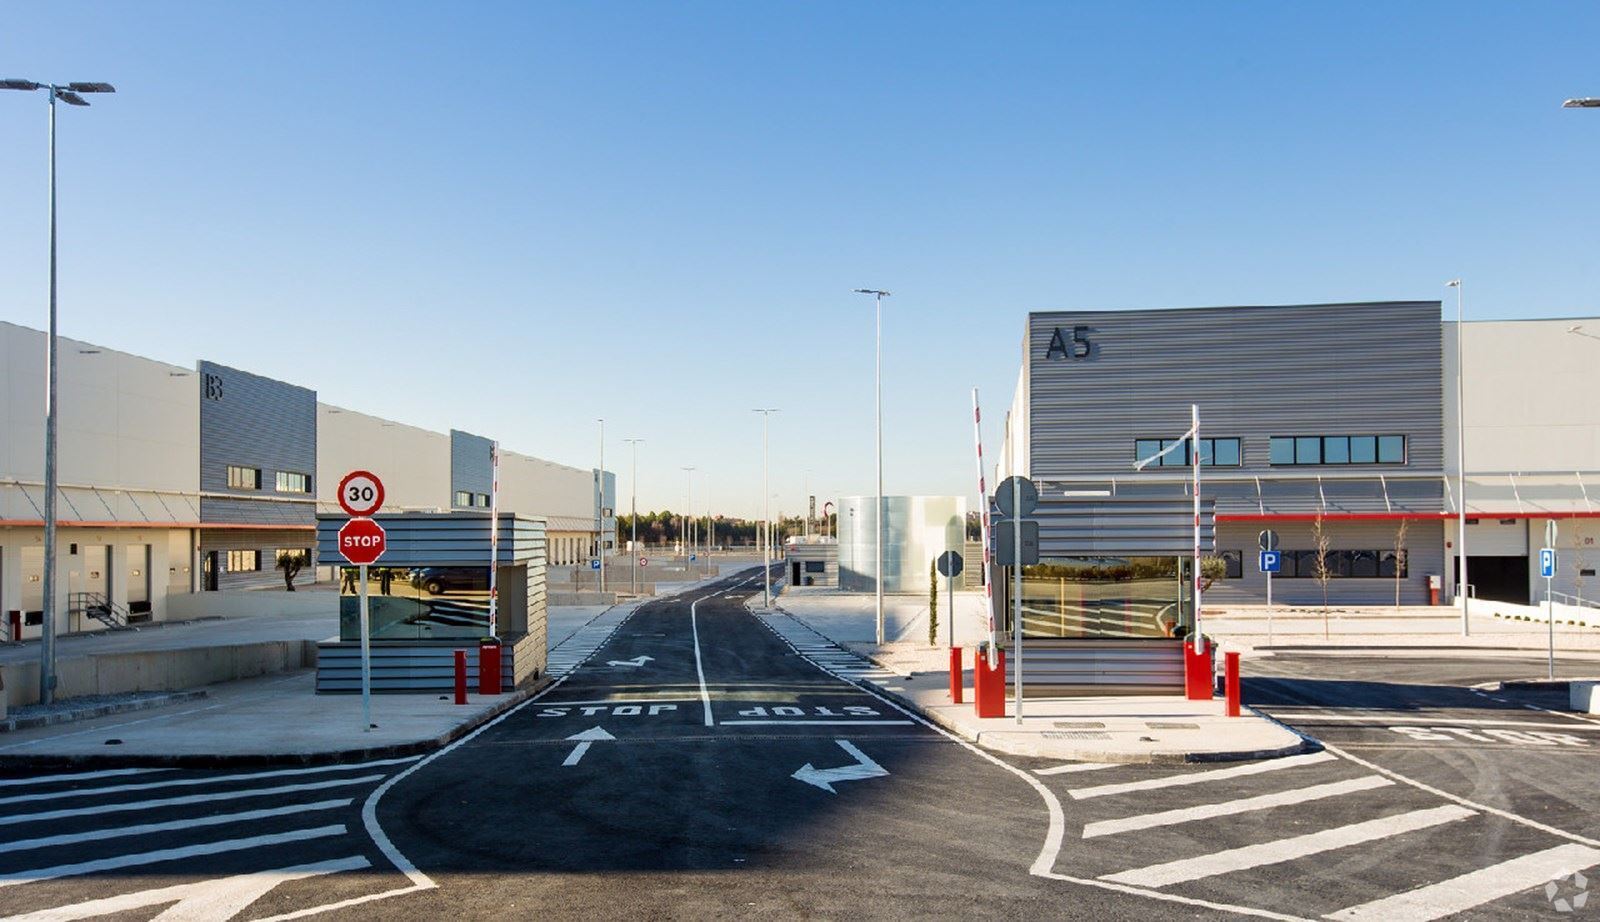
left=1260, top=550, right=1282, bottom=574
left=1541, top=548, right=1556, bottom=579
left=590, top=559, right=601, bottom=570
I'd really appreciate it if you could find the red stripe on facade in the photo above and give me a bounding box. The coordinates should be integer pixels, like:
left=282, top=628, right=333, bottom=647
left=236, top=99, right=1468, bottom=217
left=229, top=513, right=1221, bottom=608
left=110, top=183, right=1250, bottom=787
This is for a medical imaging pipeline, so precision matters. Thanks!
left=1217, top=511, right=1600, bottom=523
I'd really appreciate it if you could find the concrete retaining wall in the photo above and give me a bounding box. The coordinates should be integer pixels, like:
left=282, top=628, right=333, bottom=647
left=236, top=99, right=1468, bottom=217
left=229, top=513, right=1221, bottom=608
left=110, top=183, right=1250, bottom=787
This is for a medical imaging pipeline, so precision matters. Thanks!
left=549, top=591, right=620, bottom=606
left=166, top=590, right=335, bottom=621
left=0, top=639, right=319, bottom=710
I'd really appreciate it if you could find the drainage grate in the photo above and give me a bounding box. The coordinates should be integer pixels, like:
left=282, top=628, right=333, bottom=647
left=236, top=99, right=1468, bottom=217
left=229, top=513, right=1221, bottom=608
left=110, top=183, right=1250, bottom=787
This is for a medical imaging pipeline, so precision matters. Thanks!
left=1145, top=721, right=1200, bottom=730
left=1053, top=721, right=1107, bottom=730
left=1043, top=731, right=1112, bottom=740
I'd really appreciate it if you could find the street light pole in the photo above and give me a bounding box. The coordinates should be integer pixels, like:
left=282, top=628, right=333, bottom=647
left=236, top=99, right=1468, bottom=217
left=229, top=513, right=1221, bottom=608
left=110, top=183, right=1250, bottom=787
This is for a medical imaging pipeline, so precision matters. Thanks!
left=854, top=288, right=891, bottom=645
left=682, top=466, right=696, bottom=575
left=597, top=418, right=606, bottom=594
left=1, top=78, right=115, bottom=706
left=624, top=438, right=643, bottom=595
left=754, top=409, right=780, bottom=607
left=1448, top=280, right=1468, bottom=634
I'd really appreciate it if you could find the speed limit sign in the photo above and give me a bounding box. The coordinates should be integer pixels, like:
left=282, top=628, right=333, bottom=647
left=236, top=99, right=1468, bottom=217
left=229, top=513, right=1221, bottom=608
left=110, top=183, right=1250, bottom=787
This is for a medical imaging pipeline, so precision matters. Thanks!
left=337, top=470, right=385, bottom=518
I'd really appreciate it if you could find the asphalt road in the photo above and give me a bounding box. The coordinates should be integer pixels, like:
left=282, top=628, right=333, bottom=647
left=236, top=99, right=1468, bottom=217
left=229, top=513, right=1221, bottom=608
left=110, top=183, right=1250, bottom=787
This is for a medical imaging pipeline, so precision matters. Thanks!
left=1, top=577, right=1599, bottom=920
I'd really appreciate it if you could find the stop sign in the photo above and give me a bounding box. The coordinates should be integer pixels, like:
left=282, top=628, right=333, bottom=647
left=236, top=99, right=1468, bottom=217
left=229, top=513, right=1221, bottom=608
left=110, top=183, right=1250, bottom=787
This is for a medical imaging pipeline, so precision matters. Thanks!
left=338, top=518, right=386, bottom=565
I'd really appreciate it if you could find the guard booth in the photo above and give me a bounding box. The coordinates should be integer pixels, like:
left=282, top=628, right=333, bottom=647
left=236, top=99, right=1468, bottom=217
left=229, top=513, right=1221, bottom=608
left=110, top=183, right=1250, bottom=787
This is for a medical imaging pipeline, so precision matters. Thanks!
left=995, top=482, right=1215, bottom=696
left=313, top=512, right=548, bottom=693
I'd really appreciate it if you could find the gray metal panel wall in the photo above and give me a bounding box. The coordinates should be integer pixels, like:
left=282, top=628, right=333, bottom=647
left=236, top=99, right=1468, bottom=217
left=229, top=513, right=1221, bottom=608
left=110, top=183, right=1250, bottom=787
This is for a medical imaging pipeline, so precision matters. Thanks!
left=1025, top=303, right=1445, bottom=508
left=316, top=512, right=544, bottom=567
left=197, top=360, right=317, bottom=526
left=1030, top=483, right=1216, bottom=557
left=450, top=430, right=493, bottom=507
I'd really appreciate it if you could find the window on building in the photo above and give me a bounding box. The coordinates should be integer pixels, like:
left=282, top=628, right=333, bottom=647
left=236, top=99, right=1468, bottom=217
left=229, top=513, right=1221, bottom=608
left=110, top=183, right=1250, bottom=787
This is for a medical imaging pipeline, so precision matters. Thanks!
left=804, top=560, right=826, bottom=573
left=1280, top=548, right=1406, bottom=579
left=1135, top=437, right=1241, bottom=468
left=476, top=493, right=490, bottom=508
left=1270, top=436, right=1407, bottom=466
left=275, top=471, right=311, bottom=494
left=226, top=550, right=261, bottom=572
left=1218, top=550, right=1243, bottom=579
left=227, top=466, right=261, bottom=490
left=454, top=491, right=473, bottom=507
left=275, top=548, right=310, bottom=565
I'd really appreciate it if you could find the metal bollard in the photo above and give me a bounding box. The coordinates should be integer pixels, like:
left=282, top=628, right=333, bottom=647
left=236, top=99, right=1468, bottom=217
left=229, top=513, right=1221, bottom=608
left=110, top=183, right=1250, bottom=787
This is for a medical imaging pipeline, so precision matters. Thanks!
left=949, top=646, right=963, bottom=704
left=1224, top=651, right=1241, bottom=717
left=454, top=649, right=468, bottom=705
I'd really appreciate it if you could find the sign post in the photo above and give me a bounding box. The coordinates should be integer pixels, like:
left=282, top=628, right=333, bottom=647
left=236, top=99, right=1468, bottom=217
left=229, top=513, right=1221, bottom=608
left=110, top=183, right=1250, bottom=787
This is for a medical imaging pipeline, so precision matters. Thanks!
left=337, top=471, right=387, bottom=733
left=997, top=474, right=1038, bottom=726
left=1259, top=530, right=1280, bottom=647
left=938, top=551, right=964, bottom=649
left=1543, top=520, right=1559, bottom=680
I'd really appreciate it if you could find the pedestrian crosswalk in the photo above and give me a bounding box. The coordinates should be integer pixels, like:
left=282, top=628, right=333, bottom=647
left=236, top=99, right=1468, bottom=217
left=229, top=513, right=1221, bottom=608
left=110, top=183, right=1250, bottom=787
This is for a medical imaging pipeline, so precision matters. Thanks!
left=545, top=604, right=641, bottom=678
left=1043, top=749, right=1600, bottom=920
left=0, top=758, right=421, bottom=920
left=755, top=612, right=906, bottom=684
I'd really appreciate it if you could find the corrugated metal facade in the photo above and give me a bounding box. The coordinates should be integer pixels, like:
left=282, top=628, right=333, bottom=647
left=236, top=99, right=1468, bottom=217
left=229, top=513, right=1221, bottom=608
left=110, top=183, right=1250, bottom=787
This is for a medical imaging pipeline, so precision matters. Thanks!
left=450, top=430, right=493, bottom=507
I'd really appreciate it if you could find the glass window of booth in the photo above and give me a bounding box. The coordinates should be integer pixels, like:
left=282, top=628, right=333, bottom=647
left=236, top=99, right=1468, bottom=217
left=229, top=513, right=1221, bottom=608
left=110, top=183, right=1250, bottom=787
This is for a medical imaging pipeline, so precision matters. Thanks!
left=997, top=556, right=1191, bottom=641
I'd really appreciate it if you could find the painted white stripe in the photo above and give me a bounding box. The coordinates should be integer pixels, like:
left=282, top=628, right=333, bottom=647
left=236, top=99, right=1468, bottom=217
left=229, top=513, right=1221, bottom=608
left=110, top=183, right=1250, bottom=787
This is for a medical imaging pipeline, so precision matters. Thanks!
left=691, top=597, right=714, bottom=727
left=719, top=720, right=914, bottom=726
left=1082, top=775, right=1393, bottom=838
left=533, top=698, right=695, bottom=707
left=0, top=768, right=165, bottom=790
left=1034, top=763, right=1118, bottom=776
left=0, top=798, right=353, bottom=855
left=0, top=824, right=348, bottom=889
left=1326, top=842, right=1600, bottom=921
left=1290, top=715, right=1600, bottom=730
left=4, top=855, right=372, bottom=922
left=1068, top=752, right=1337, bottom=800
left=0, top=774, right=385, bottom=828
left=1101, top=805, right=1475, bottom=888
left=0, top=758, right=413, bottom=808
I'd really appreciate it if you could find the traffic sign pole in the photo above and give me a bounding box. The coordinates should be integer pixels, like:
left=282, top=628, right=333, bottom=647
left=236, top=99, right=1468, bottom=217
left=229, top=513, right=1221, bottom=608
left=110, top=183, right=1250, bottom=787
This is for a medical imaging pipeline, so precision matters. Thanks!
left=359, top=563, right=371, bottom=733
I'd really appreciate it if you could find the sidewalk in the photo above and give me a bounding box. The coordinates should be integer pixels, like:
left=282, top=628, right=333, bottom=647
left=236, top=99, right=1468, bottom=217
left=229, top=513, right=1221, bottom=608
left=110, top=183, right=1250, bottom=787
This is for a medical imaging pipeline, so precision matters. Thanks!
left=1205, top=604, right=1600, bottom=655
left=765, top=590, right=1307, bottom=764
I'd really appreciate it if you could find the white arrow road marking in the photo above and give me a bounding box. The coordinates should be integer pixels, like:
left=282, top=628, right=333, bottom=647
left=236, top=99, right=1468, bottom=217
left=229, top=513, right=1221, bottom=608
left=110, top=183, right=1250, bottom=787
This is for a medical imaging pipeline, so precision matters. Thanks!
left=605, top=655, right=655, bottom=668
left=4, top=855, right=371, bottom=922
left=562, top=726, right=616, bottom=766
left=792, top=739, right=889, bottom=793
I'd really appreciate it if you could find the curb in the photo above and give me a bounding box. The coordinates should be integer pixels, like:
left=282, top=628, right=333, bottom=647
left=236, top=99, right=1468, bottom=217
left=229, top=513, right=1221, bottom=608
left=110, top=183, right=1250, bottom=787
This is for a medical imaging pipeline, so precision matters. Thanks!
left=0, top=677, right=550, bottom=771
left=1, top=690, right=210, bottom=733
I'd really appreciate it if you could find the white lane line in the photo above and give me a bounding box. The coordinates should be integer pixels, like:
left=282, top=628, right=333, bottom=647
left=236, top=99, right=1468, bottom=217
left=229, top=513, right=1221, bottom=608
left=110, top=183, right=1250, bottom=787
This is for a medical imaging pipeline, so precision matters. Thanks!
left=1325, top=842, right=1600, bottom=921
left=1100, top=805, right=1475, bottom=888
left=1068, top=752, right=1337, bottom=800
left=532, top=698, right=695, bottom=707
left=0, top=824, right=347, bottom=888
left=0, top=798, right=353, bottom=855
left=0, top=774, right=385, bottom=828
left=719, top=720, right=915, bottom=726
left=1291, top=716, right=1600, bottom=730
left=0, top=768, right=166, bottom=789
left=1081, top=775, right=1394, bottom=839
left=4, top=855, right=373, bottom=922
left=0, top=757, right=414, bottom=808
left=1034, top=763, right=1118, bottom=776
left=691, top=596, right=714, bottom=727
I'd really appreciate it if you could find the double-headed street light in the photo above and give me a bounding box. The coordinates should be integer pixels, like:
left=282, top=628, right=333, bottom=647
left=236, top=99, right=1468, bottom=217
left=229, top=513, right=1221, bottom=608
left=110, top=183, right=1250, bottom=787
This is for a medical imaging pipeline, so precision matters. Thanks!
left=623, top=438, right=643, bottom=594
left=854, top=288, right=890, bottom=645
left=2, top=78, right=116, bottom=706
left=1563, top=98, right=1600, bottom=109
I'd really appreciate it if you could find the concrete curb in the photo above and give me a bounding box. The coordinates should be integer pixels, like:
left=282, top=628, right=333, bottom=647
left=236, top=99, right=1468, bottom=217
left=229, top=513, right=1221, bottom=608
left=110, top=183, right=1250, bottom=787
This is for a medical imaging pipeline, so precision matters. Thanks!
left=763, top=602, right=1310, bottom=764
left=0, top=677, right=551, bottom=771
left=1, top=690, right=211, bottom=733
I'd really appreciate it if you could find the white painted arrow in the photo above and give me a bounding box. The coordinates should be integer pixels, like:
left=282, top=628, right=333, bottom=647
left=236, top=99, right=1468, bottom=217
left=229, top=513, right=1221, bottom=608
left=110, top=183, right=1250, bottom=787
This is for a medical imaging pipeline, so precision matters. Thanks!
left=562, top=726, right=616, bottom=766
left=792, top=739, right=888, bottom=793
left=606, top=655, right=655, bottom=668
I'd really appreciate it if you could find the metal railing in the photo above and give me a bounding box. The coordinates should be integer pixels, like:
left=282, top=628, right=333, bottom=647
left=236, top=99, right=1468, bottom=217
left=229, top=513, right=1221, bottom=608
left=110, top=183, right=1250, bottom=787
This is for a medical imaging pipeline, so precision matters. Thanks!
left=1551, top=591, right=1600, bottom=611
left=67, top=591, right=131, bottom=630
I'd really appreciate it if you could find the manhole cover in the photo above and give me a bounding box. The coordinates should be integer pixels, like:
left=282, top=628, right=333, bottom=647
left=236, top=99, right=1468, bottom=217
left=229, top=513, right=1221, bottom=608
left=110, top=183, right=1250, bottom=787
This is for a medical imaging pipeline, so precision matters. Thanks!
left=1145, top=721, right=1200, bottom=730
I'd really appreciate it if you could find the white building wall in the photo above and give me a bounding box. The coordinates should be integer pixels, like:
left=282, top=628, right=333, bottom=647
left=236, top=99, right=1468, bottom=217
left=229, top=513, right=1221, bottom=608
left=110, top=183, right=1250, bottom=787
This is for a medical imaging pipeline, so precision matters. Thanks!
left=316, top=403, right=450, bottom=513
left=498, top=451, right=594, bottom=521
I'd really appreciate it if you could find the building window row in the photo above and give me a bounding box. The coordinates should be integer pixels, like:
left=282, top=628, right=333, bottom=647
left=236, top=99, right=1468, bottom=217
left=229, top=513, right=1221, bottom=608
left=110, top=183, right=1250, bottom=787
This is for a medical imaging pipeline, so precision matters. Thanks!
left=1265, top=549, right=1408, bottom=579
left=1268, top=435, right=1405, bottom=466
left=227, top=465, right=261, bottom=489
left=454, top=491, right=490, bottom=508
left=275, top=471, right=311, bottom=494
left=1134, top=437, right=1242, bottom=468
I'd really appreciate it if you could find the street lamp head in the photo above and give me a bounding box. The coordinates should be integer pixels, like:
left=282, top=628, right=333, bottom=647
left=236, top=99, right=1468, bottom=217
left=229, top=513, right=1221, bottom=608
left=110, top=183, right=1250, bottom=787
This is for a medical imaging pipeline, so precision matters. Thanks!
left=1563, top=98, right=1600, bottom=109
left=853, top=288, right=891, bottom=297
left=0, top=79, right=43, bottom=91
left=1445, top=279, right=1461, bottom=288
left=66, top=82, right=115, bottom=94
left=54, top=90, right=90, bottom=106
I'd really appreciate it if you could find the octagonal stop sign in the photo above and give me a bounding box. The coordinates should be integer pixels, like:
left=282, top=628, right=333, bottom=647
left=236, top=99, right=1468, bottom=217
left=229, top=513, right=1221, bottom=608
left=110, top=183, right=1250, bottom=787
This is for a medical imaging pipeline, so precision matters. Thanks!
left=338, top=518, right=386, bottom=566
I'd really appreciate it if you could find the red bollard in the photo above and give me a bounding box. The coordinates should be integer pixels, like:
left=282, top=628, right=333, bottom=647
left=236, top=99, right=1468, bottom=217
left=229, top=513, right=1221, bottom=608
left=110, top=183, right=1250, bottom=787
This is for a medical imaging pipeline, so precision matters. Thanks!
left=1184, top=637, right=1214, bottom=701
left=974, top=647, right=1006, bottom=718
left=454, top=649, right=468, bottom=705
left=479, top=641, right=502, bottom=695
left=1225, top=651, right=1241, bottom=717
left=949, top=646, right=964, bottom=704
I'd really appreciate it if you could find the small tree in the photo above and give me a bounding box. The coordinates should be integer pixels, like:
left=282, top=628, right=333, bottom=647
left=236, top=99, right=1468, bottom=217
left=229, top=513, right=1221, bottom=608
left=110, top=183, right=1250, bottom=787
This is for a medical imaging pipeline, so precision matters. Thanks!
left=277, top=551, right=308, bottom=592
left=1575, top=522, right=1590, bottom=602
left=1393, top=518, right=1410, bottom=610
left=929, top=558, right=940, bottom=646
left=1199, top=556, right=1228, bottom=592
left=1312, top=511, right=1333, bottom=636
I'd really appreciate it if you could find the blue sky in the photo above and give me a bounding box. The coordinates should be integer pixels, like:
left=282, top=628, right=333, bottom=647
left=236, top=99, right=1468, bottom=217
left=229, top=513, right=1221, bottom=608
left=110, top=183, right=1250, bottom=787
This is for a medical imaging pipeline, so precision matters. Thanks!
left=2, top=2, right=1596, bottom=517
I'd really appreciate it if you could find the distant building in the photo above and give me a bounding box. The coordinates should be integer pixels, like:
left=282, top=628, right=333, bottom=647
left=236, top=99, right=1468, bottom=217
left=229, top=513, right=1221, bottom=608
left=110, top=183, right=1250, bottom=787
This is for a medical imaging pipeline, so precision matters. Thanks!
left=836, top=496, right=966, bottom=593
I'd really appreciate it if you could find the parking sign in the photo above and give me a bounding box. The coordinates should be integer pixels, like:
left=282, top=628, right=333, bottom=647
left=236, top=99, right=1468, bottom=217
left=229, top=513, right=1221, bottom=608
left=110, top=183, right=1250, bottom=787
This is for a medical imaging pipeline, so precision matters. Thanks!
left=1541, top=548, right=1557, bottom=579
left=1260, top=550, right=1282, bottom=574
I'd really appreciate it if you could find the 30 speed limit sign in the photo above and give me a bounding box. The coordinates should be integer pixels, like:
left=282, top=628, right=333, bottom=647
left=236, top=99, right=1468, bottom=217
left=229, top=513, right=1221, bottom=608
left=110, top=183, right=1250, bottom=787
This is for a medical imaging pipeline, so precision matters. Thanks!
left=337, top=470, right=385, bottom=518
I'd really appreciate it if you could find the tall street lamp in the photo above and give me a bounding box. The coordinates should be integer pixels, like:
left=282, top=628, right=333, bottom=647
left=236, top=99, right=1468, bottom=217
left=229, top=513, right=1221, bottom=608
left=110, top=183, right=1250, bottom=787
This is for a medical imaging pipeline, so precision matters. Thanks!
left=682, top=466, right=696, bottom=572
left=624, top=438, right=643, bottom=594
left=1563, top=98, right=1600, bottom=109
left=753, top=409, right=780, bottom=607
left=1, top=78, right=116, bottom=706
left=1447, top=279, right=1469, bottom=634
left=854, top=289, right=891, bottom=645
left=596, top=418, right=606, bottom=594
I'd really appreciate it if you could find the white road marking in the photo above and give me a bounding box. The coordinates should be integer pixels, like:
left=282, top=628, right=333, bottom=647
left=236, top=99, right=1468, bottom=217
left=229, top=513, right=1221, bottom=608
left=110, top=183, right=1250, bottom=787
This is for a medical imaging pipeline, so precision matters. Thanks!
left=1100, top=805, right=1475, bottom=888
left=0, top=824, right=348, bottom=889
left=0, top=774, right=385, bottom=828
left=0, top=798, right=353, bottom=855
left=1067, top=752, right=1336, bottom=800
left=1325, top=842, right=1600, bottom=921
left=3, top=855, right=372, bottom=922
left=529, top=698, right=693, bottom=707
left=1296, top=715, right=1600, bottom=730
left=0, top=768, right=165, bottom=789
left=720, top=719, right=914, bottom=726
left=561, top=726, right=615, bottom=766
left=1081, top=775, right=1394, bottom=839
left=605, top=655, right=655, bottom=668
left=1034, top=763, right=1117, bottom=776
left=792, top=739, right=889, bottom=793
left=0, top=758, right=415, bottom=808
left=691, top=596, right=714, bottom=726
